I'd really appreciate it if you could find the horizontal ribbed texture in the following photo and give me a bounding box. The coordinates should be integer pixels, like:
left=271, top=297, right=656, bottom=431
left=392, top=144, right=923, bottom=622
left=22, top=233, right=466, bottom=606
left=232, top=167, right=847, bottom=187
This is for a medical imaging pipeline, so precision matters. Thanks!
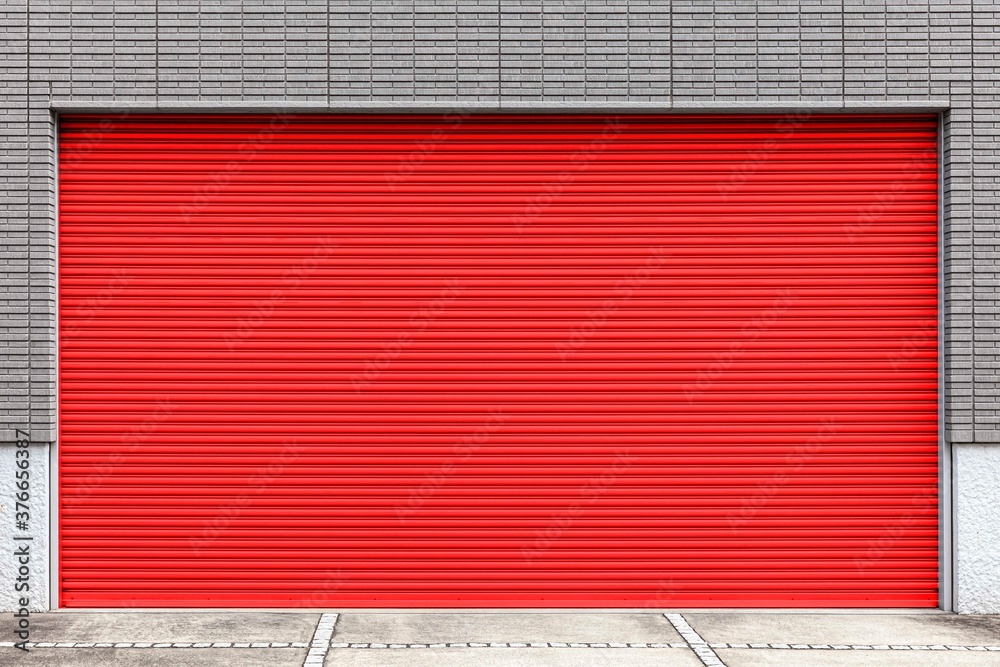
left=59, top=114, right=938, bottom=607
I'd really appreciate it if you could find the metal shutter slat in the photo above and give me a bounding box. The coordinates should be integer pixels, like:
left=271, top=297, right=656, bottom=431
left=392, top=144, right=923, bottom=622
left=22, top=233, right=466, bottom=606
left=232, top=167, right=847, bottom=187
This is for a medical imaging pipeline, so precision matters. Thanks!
left=58, top=113, right=938, bottom=608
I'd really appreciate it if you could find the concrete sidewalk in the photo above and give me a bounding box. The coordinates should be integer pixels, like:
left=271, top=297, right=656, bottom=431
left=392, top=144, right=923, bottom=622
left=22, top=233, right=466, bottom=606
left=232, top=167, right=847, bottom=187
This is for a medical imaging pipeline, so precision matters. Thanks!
left=2, top=610, right=999, bottom=666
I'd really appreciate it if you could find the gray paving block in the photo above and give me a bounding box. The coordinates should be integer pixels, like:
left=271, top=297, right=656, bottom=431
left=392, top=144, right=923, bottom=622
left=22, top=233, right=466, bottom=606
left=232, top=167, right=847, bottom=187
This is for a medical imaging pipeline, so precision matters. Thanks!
left=334, top=613, right=683, bottom=645
left=28, top=612, right=321, bottom=644
left=686, top=614, right=1000, bottom=648
left=716, top=647, right=1000, bottom=667
left=0, top=648, right=307, bottom=667
left=322, top=647, right=703, bottom=666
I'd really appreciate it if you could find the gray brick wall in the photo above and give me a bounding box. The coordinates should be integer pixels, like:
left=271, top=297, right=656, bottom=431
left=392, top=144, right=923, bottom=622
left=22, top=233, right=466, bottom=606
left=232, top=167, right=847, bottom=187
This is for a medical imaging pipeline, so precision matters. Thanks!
left=12, top=0, right=986, bottom=444
left=2, top=0, right=998, bottom=611
left=3, top=1, right=29, bottom=437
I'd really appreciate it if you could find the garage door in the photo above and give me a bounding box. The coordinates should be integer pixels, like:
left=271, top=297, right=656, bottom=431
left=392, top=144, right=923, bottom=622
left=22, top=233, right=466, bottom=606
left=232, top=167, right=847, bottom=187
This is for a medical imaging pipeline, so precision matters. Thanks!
left=58, top=113, right=939, bottom=607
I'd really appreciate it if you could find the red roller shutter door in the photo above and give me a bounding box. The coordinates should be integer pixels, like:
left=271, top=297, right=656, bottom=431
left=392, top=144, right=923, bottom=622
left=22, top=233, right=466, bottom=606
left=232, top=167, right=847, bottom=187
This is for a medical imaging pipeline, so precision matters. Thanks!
left=58, top=114, right=939, bottom=608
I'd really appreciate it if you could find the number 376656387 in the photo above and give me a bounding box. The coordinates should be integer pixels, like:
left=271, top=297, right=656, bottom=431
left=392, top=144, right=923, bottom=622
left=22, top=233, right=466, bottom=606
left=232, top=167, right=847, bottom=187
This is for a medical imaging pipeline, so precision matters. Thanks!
left=14, top=429, right=30, bottom=527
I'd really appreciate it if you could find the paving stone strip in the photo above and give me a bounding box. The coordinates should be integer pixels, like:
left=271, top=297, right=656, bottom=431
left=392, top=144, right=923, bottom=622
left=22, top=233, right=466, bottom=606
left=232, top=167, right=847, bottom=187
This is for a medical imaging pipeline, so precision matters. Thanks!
left=664, top=613, right=727, bottom=667
left=1, top=640, right=998, bottom=651
left=303, top=612, right=340, bottom=667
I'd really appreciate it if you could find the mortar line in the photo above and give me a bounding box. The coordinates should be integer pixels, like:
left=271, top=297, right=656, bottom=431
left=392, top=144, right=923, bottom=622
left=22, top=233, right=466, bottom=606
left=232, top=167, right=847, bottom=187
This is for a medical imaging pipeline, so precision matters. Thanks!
left=665, top=613, right=728, bottom=667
